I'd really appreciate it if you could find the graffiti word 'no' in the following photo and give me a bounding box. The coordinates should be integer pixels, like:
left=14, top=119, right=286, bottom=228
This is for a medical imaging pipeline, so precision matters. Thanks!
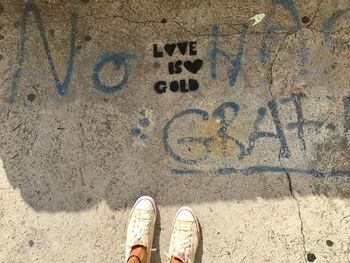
left=8, top=0, right=350, bottom=102
left=10, top=1, right=135, bottom=103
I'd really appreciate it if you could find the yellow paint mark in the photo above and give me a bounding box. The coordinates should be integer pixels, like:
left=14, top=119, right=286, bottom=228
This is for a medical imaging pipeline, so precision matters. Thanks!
left=175, top=112, right=253, bottom=162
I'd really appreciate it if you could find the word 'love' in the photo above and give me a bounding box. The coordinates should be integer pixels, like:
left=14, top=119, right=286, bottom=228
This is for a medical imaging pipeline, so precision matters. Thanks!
left=153, top=42, right=198, bottom=57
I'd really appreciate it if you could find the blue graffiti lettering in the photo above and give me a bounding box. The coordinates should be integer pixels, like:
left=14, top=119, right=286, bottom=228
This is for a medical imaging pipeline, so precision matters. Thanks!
left=212, top=102, right=246, bottom=159
left=10, top=0, right=79, bottom=103
left=282, top=95, right=322, bottom=150
left=322, top=8, right=350, bottom=49
left=344, top=96, right=350, bottom=137
left=247, top=100, right=290, bottom=158
left=92, top=52, right=136, bottom=94
left=164, top=100, right=290, bottom=165
left=163, top=109, right=210, bottom=164
left=258, top=0, right=308, bottom=74
left=208, top=23, right=249, bottom=88
left=172, top=166, right=350, bottom=177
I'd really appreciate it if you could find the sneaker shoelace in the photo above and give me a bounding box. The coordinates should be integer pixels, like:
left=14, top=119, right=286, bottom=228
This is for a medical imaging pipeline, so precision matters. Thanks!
left=122, top=211, right=156, bottom=253
left=165, top=223, right=193, bottom=263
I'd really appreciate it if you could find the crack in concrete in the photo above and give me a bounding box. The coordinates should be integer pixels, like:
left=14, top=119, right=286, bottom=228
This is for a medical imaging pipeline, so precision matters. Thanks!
left=279, top=151, right=307, bottom=263
left=268, top=30, right=309, bottom=260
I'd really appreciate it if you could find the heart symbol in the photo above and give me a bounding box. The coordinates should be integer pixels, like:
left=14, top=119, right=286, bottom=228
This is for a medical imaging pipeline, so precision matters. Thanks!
left=184, top=59, right=203, bottom=74
left=164, top=43, right=176, bottom=57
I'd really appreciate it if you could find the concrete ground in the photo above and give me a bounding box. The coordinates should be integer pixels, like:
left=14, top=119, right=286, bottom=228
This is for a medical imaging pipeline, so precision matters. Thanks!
left=1, top=0, right=350, bottom=262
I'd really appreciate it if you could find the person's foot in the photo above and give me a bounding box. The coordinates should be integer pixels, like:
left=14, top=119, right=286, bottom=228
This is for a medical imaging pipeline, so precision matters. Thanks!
left=125, top=196, right=156, bottom=263
left=166, top=207, right=200, bottom=263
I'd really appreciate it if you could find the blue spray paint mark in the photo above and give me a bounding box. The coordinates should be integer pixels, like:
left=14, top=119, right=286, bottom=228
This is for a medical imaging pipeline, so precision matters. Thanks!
left=171, top=169, right=201, bottom=175
left=267, top=100, right=290, bottom=158
left=92, top=52, right=136, bottom=94
left=247, top=101, right=290, bottom=158
left=208, top=23, right=249, bottom=88
left=139, top=117, right=150, bottom=128
left=131, top=128, right=147, bottom=140
left=132, top=117, right=150, bottom=139
left=131, top=128, right=141, bottom=137
left=258, top=0, right=308, bottom=74
left=258, top=24, right=284, bottom=64
left=275, top=0, right=299, bottom=18
left=322, top=8, right=350, bottom=48
left=258, top=29, right=274, bottom=64
left=212, top=102, right=246, bottom=159
left=247, top=107, right=274, bottom=155
left=282, top=95, right=322, bottom=150
left=344, top=96, right=350, bottom=137
left=171, top=166, right=350, bottom=177
left=11, top=0, right=79, bottom=103
left=163, top=109, right=210, bottom=164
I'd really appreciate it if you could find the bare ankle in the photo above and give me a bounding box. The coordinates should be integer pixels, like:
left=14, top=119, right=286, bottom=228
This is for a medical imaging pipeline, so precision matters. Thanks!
left=170, top=256, right=184, bottom=263
left=128, top=245, right=148, bottom=263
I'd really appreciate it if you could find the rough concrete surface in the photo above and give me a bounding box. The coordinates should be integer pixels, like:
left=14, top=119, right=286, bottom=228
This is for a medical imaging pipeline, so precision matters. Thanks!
left=1, top=0, right=350, bottom=262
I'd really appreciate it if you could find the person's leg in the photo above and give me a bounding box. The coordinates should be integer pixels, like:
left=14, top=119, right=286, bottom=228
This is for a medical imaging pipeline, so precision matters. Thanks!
left=127, top=245, right=148, bottom=263
left=124, top=196, right=156, bottom=263
left=166, top=207, right=200, bottom=263
left=169, top=256, right=183, bottom=263
left=127, top=255, right=142, bottom=263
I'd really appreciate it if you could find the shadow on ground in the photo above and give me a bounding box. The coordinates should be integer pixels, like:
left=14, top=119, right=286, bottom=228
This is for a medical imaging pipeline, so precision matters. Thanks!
left=1, top=98, right=350, bottom=213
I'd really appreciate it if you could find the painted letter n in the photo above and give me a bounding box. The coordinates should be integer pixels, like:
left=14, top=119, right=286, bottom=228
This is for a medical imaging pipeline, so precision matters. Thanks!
left=208, top=24, right=249, bottom=88
left=10, top=0, right=79, bottom=103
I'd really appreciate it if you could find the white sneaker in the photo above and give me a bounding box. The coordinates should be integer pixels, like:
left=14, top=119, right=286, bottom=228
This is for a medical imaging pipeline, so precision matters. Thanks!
left=166, top=207, right=200, bottom=263
left=124, top=196, right=156, bottom=263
